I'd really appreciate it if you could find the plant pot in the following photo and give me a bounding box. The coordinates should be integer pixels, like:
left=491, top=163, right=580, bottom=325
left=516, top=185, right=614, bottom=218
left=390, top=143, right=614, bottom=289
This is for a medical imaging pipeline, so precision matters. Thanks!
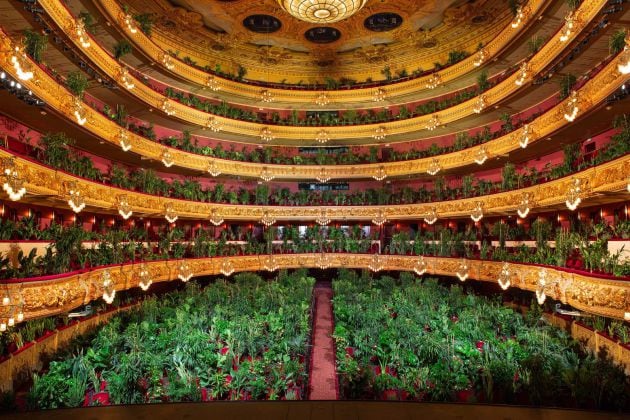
left=456, top=389, right=475, bottom=403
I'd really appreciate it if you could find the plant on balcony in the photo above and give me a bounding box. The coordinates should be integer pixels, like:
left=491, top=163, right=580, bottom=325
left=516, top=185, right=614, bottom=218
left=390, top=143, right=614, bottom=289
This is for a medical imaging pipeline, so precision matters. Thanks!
left=113, top=39, right=132, bottom=60
left=66, top=71, right=89, bottom=99
left=23, top=30, right=48, bottom=63
left=133, top=13, right=155, bottom=36
left=527, top=36, right=545, bottom=55
left=558, top=73, right=577, bottom=100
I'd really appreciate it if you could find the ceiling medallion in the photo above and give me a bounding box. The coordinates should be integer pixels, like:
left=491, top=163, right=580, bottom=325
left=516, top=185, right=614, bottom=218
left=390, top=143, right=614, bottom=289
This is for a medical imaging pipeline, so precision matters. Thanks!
left=277, top=0, right=368, bottom=24
left=316, top=129, right=330, bottom=144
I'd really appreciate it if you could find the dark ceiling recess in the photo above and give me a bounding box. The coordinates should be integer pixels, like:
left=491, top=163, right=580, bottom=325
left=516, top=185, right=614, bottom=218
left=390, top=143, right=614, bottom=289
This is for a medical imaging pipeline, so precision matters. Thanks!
left=364, top=12, right=403, bottom=32
left=243, top=14, right=282, bottom=33
left=305, top=27, right=341, bottom=44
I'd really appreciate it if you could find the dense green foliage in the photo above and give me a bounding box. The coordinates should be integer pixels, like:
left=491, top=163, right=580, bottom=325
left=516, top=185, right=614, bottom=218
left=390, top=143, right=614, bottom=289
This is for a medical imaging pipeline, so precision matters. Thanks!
left=333, top=271, right=630, bottom=409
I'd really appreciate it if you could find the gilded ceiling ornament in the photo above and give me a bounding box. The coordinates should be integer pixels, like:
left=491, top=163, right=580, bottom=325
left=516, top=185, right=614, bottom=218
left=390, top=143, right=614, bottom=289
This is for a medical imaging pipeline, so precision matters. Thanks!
left=257, top=45, right=292, bottom=65
left=277, top=0, right=368, bottom=24
left=354, top=44, right=389, bottom=64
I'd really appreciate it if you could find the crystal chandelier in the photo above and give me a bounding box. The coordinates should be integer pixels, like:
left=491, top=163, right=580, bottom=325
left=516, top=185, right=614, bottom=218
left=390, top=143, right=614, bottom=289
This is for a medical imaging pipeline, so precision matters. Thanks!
left=205, top=75, right=220, bottom=91
left=617, top=33, right=630, bottom=74
left=511, top=6, right=528, bottom=29
left=414, top=256, right=427, bottom=276
left=277, top=0, right=368, bottom=24
left=161, top=99, right=175, bottom=116
left=316, top=252, right=331, bottom=270
left=425, top=114, right=441, bottom=131
left=263, top=254, right=279, bottom=272
left=161, top=148, right=174, bottom=167
left=102, top=270, right=116, bottom=304
left=67, top=181, right=86, bottom=213
left=559, top=10, right=579, bottom=42
left=117, top=66, right=135, bottom=90
left=424, top=207, right=438, bottom=225
left=456, top=259, right=469, bottom=282
left=536, top=269, right=547, bottom=305
left=372, top=87, right=386, bottom=102
left=123, top=13, right=138, bottom=34
left=368, top=254, right=384, bottom=272
left=473, top=95, right=487, bottom=114
left=425, top=73, right=442, bottom=89
left=260, top=127, right=274, bottom=143
left=471, top=202, right=483, bottom=222
left=118, top=129, right=132, bottom=151
left=73, top=97, right=88, bottom=125
left=514, top=61, right=529, bottom=86
left=373, top=126, right=387, bottom=141
left=259, top=89, right=274, bottom=103
left=117, top=195, right=133, bottom=219
left=474, top=146, right=488, bottom=165
left=74, top=20, right=91, bottom=48
left=474, top=48, right=487, bottom=67
left=563, top=90, right=579, bottom=122
left=205, top=116, right=222, bottom=132
left=178, top=261, right=193, bottom=282
left=261, top=211, right=276, bottom=227
left=427, top=158, right=441, bottom=176
left=2, top=157, right=26, bottom=201
left=372, top=166, right=387, bottom=181
left=316, top=209, right=331, bottom=226
left=138, top=264, right=152, bottom=291
left=565, top=177, right=582, bottom=211
left=165, top=203, right=178, bottom=223
left=209, top=208, right=224, bottom=226
left=220, top=259, right=235, bottom=276
left=316, top=129, right=330, bottom=144
left=160, top=52, right=175, bottom=70
left=315, top=92, right=330, bottom=106
left=519, top=124, right=534, bottom=148
left=372, top=209, right=387, bottom=226
left=10, top=45, right=34, bottom=81
left=207, top=159, right=221, bottom=177
left=260, top=167, right=275, bottom=182
left=517, top=193, right=530, bottom=218
left=316, top=168, right=331, bottom=183
left=497, top=262, right=511, bottom=290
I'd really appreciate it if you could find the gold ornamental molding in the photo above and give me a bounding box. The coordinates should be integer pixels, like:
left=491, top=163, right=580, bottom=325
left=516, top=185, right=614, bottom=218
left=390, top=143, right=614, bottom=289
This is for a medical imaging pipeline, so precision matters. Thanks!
left=0, top=26, right=625, bottom=176
left=95, top=0, right=527, bottom=98
left=0, top=255, right=628, bottom=324
left=1, top=144, right=628, bottom=223
left=38, top=0, right=599, bottom=140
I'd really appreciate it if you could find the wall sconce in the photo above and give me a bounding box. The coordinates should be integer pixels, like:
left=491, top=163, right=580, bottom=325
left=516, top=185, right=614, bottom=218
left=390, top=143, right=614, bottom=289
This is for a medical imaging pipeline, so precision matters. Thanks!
left=471, top=202, right=483, bottom=222
left=497, top=262, right=511, bottom=290
left=164, top=203, right=178, bottom=223
left=117, top=195, right=132, bottom=219
left=220, top=259, right=235, bottom=276
left=177, top=261, right=193, bottom=282
left=414, top=255, right=427, bottom=276
left=67, top=181, right=86, bottom=213
left=2, top=157, right=26, bottom=201
left=424, top=207, right=438, bottom=225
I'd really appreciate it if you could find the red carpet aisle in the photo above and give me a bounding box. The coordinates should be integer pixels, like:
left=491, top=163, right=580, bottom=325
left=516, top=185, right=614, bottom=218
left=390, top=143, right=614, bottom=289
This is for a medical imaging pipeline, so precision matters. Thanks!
left=308, top=283, right=339, bottom=400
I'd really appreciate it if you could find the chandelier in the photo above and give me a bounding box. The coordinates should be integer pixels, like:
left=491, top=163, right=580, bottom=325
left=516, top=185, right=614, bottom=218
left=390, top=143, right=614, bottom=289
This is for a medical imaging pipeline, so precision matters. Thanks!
left=372, top=166, right=387, bottom=181
left=315, top=92, right=330, bottom=106
left=118, top=129, right=132, bottom=152
left=515, top=61, right=529, bottom=86
left=160, top=52, right=175, bottom=70
left=497, top=262, right=511, bottom=290
left=519, top=124, right=534, bottom=148
left=473, top=95, right=487, bottom=114
left=260, top=167, right=275, bottom=182
left=165, top=203, right=178, bottom=223
left=372, top=87, right=386, bottom=103
left=316, top=252, right=331, bottom=270
left=425, top=114, right=441, bottom=131
left=178, top=262, right=193, bottom=282
left=617, top=33, right=630, bottom=74
left=261, top=211, right=276, bottom=227
left=205, top=75, right=220, bottom=91
left=74, top=20, right=91, bottom=48
left=424, top=207, right=438, bottom=225
left=67, top=181, right=86, bottom=213
left=414, top=256, right=427, bottom=276
left=471, top=202, right=483, bottom=222
left=2, top=157, right=26, bottom=201
left=209, top=208, right=224, bottom=226
left=259, top=89, right=274, bottom=103
left=474, top=146, right=488, bottom=165
left=161, top=98, right=175, bottom=116
left=161, top=148, right=174, bottom=167
left=473, top=48, right=487, bottom=67
left=456, top=259, right=469, bottom=282
left=277, top=0, right=368, bottom=24
left=372, top=209, right=387, bottom=226
left=316, top=129, right=330, bottom=144
left=427, top=158, right=441, bottom=176
left=102, top=271, right=116, bottom=304
left=263, top=255, right=279, bottom=272
left=316, top=168, right=331, bottom=183
left=563, top=90, right=579, bottom=122
left=260, top=127, right=274, bottom=143
left=559, top=10, right=579, bottom=42
left=220, top=259, right=235, bottom=276
left=536, top=269, right=547, bottom=305
left=517, top=192, right=530, bottom=218
left=207, top=160, right=221, bottom=177
left=205, top=116, right=222, bottom=132
left=565, top=177, right=582, bottom=211
left=10, top=45, right=34, bottom=81
left=123, top=13, right=138, bottom=34
left=316, top=209, right=331, bottom=226
left=138, top=264, right=152, bottom=291
left=368, top=254, right=384, bottom=272
left=511, top=5, right=528, bottom=29
left=73, top=97, right=88, bottom=126
left=117, top=66, right=135, bottom=90
left=117, top=195, right=133, bottom=219
left=372, top=126, right=387, bottom=141
left=425, top=73, right=442, bottom=89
